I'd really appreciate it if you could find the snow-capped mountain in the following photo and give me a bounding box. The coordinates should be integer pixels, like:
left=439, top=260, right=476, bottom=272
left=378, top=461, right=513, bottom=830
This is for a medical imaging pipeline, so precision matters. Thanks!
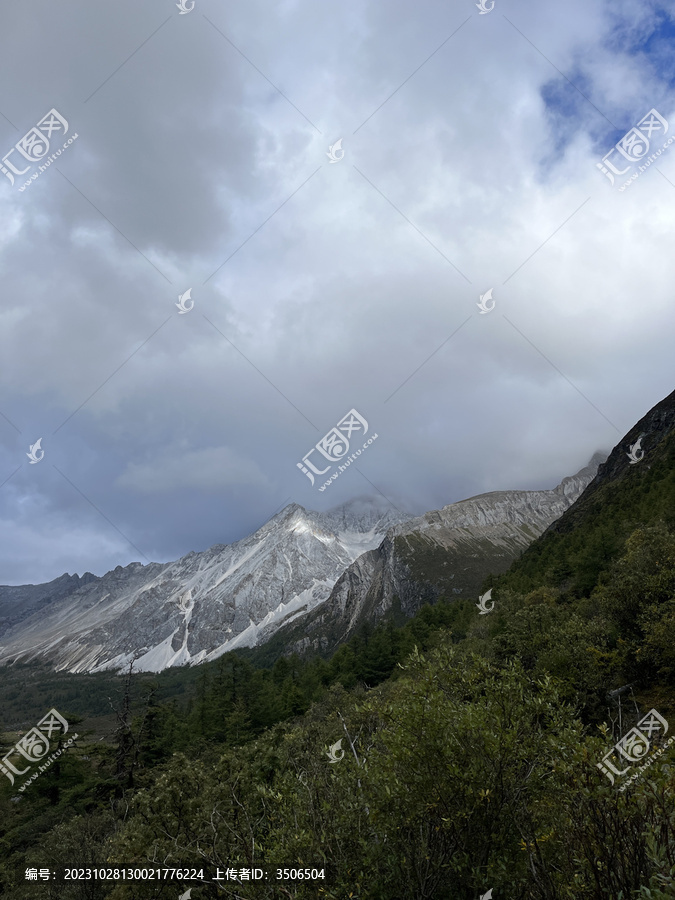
left=271, top=453, right=607, bottom=657
left=0, top=456, right=605, bottom=674
left=0, top=498, right=410, bottom=673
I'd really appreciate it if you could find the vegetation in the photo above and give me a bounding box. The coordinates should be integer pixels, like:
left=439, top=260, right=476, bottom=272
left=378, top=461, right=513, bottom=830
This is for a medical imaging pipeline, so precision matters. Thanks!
left=3, top=434, right=675, bottom=896
left=500, top=430, right=675, bottom=600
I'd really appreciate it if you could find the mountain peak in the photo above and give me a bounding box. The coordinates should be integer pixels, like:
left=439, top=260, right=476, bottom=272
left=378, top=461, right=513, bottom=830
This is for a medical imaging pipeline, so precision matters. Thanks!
left=271, top=502, right=305, bottom=521
left=0, top=440, right=633, bottom=674
left=0, top=493, right=403, bottom=673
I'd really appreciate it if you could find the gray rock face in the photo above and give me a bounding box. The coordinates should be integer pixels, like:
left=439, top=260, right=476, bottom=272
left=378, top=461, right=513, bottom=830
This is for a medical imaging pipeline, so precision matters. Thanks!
left=0, top=456, right=605, bottom=674
left=0, top=498, right=409, bottom=673
left=279, top=454, right=607, bottom=656
left=0, top=571, right=97, bottom=635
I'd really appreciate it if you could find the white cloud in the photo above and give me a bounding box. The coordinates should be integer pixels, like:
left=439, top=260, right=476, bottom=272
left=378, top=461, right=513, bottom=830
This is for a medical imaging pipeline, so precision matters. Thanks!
left=1, top=0, right=674, bottom=582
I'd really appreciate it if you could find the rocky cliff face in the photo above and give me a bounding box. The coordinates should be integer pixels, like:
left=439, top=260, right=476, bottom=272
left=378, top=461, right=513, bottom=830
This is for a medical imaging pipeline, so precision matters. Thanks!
left=0, top=499, right=410, bottom=673
left=0, top=572, right=97, bottom=635
left=278, top=454, right=606, bottom=657
left=0, top=455, right=606, bottom=674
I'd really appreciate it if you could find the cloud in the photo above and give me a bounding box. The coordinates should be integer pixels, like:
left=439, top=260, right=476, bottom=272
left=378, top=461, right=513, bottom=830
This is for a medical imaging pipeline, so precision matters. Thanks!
left=116, top=445, right=269, bottom=493
left=1, top=0, right=674, bottom=583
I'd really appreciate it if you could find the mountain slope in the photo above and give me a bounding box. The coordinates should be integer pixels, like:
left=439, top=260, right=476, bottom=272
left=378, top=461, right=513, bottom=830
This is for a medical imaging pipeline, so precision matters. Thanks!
left=499, top=387, right=675, bottom=598
left=0, top=499, right=410, bottom=673
left=0, top=572, right=97, bottom=635
left=0, top=448, right=611, bottom=675
left=263, top=454, right=606, bottom=658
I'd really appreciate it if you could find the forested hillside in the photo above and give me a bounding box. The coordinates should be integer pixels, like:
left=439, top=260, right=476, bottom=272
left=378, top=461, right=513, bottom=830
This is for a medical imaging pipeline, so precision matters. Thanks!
left=3, top=392, right=675, bottom=898
left=501, top=388, right=675, bottom=600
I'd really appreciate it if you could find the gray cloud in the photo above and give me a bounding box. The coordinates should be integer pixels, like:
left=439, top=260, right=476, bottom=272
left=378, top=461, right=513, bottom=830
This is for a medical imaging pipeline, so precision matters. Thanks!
left=1, top=0, right=674, bottom=584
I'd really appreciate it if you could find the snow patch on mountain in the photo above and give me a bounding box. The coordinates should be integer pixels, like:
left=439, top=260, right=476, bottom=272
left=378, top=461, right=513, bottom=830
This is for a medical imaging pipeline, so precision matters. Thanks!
left=0, top=497, right=411, bottom=673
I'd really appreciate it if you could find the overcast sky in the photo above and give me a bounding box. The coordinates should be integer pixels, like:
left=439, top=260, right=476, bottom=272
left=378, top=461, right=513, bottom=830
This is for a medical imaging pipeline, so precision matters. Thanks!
left=1, top=0, right=674, bottom=585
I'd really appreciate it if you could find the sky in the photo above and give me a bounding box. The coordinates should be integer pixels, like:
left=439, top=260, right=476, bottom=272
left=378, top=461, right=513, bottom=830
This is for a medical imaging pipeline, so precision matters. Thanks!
left=1, top=0, right=674, bottom=585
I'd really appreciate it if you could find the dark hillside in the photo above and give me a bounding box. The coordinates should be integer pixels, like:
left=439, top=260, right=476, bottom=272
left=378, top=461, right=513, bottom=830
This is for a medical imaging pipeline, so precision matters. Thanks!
left=499, top=388, right=675, bottom=598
